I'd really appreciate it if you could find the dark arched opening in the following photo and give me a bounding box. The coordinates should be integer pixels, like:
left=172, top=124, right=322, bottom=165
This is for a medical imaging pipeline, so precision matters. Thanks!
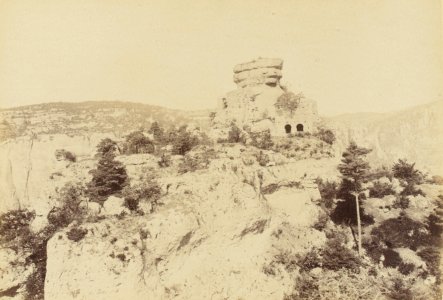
left=284, top=124, right=292, bottom=134
left=296, top=124, right=304, bottom=132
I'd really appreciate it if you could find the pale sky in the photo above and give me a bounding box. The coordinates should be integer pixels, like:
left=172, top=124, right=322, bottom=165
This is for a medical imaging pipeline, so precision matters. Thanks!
left=0, top=0, right=442, bottom=115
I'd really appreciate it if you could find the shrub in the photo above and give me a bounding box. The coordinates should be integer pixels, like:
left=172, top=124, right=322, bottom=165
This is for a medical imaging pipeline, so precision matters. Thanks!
left=171, top=125, right=200, bottom=155
left=122, top=179, right=162, bottom=213
left=55, top=149, right=76, bottom=162
left=313, top=212, right=329, bottom=231
left=382, top=248, right=402, bottom=268
left=227, top=122, right=245, bottom=143
left=297, top=248, right=322, bottom=272
left=387, top=278, right=414, bottom=300
left=398, top=262, right=414, bottom=275
left=392, top=195, right=410, bottom=209
left=0, top=209, right=35, bottom=249
left=315, top=127, right=336, bottom=145
left=123, top=131, right=154, bottom=154
left=297, top=237, right=361, bottom=273
left=275, top=92, right=303, bottom=115
left=255, top=151, right=270, bottom=167
left=400, top=184, right=425, bottom=196
left=286, top=269, right=383, bottom=300
left=285, top=273, right=319, bottom=300
left=321, top=237, right=361, bottom=272
left=369, top=180, right=396, bottom=198
left=261, top=181, right=302, bottom=195
left=178, top=148, right=216, bottom=174
left=371, top=214, right=430, bottom=250
left=392, top=159, right=425, bottom=186
left=417, top=247, right=441, bottom=283
left=158, top=153, right=172, bottom=168
left=47, top=182, right=86, bottom=228
left=250, top=129, right=274, bottom=150
left=64, top=151, right=76, bottom=162
left=96, top=138, right=119, bottom=157
left=316, top=178, right=338, bottom=209
left=123, top=197, right=139, bottom=211
left=24, top=264, right=46, bottom=300
left=426, top=197, right=443, bottom=239
left=271, top=251, right=299, bottom=273
left=178, top=156, right=201, bottom=174
left=66, top=227, right=88, bottom=242
left=87, top=153, right=128, bottom=203
left=369, top=166, right=394, bottom=181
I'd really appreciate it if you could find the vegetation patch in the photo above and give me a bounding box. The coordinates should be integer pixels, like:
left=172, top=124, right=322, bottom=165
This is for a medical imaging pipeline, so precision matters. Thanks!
left=66, top=227, right=88, bottom=242
left=314, top=127, right=336, bottom=145
left=55, top=149, right=77, bottom=162
left=369, top=180, right=396, bottom=198
left=240, top=219, right=268, bottom=237
left=122, top=178, right=162, bottom=213
left=122, top=131, right=155, bottom=154
left=370, top=214, right=430, bottom=250
left=261, top=181, right=302, bottom=195
left=178, top=147, right=217, bottom=174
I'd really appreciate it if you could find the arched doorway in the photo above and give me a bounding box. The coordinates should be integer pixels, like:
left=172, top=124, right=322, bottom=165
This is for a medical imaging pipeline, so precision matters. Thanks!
left=296, top=124, right=304, bottom=132
left=284, top=124, right=292, bottom=134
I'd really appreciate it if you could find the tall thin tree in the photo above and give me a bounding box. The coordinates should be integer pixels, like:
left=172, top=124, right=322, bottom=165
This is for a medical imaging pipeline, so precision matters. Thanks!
left=337, top=141, right=372, bottom=256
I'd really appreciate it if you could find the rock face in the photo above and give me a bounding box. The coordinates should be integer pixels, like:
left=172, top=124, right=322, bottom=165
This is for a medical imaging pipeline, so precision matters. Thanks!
left=44, top=148, right=328, bottom=300
left=233, top=58, right=283, bottom=88
left=327, top=100, right=443, bottom=175
left=0, top=133, right=110, bottom=216
left=212, top=58, right=320, bottom=136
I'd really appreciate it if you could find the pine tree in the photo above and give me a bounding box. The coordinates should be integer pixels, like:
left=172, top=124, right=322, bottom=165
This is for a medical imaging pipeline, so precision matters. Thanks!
left=171, top=125, right=199, bottom=155
left=87, top=152, right=128, bottom=203
left=149, top=121, right=165, bottom=142
left=96, top=138, right=118, bottom=157
left=337, top=141, right=372, bottom=256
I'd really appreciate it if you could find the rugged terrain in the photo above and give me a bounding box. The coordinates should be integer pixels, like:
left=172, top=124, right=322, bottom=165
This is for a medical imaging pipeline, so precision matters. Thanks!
left=0, top=100, right=442, bottom=299
left=326, top=100, right=443, bottom=175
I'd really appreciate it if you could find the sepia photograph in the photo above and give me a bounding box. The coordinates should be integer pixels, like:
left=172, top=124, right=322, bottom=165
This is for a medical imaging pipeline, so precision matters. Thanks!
left=0, top=0, right=442, bottom=299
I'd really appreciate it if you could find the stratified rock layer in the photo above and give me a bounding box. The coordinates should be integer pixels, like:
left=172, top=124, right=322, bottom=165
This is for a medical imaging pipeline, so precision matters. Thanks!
left=212, top=58, right=320, bottom=136
left=233, top=58, right=283, bottom=88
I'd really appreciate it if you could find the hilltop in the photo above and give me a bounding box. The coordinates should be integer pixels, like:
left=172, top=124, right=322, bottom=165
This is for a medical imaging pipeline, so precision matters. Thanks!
left=0, top=101, right=210, bottom=140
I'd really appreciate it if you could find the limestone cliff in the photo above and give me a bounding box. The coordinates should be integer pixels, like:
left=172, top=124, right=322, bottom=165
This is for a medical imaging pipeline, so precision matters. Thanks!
left=327, top=100, right=443, bottom=175
left=0, top=134, right=111, bottom=217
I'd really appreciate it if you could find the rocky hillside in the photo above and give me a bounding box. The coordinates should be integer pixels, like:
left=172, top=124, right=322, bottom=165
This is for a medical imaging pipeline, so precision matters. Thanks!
left=0, top=100, right=442, bottom=299
left=44, top=148, right=332, bottom=300
left=1, top=100, right=441, bottom=216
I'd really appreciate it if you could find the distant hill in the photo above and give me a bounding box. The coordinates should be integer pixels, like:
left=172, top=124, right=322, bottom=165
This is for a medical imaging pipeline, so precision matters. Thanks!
left=326, top=100, right=443, bottom=175
left=1, top=100, right=441, bottom=175
left=0, top=101, right=212, bottom=140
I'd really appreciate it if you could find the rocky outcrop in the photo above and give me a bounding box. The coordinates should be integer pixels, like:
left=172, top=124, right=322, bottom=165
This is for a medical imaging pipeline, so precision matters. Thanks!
left=213, top=58, right=319, bottom=136
left=233, top=58, right=283, bottom=88
left=44, top=147, right=328, bottom=300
